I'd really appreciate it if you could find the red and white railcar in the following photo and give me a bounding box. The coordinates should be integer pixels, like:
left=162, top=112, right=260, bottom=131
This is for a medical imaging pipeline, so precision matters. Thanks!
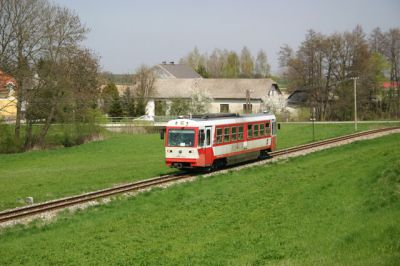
left=164, top=113, right=277, bottom=170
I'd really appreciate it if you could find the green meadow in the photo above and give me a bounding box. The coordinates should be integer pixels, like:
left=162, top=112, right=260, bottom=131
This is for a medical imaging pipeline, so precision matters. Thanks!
left=0, top=122, right=398, bottom=211
left=0, top=133, right=399, bottom=265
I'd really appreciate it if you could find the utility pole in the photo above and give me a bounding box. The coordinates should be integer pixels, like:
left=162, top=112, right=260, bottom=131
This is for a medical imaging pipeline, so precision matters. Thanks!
left=350, top=77, right=359, bottom=131
left=245, top=89, right=250, bottom=114
left=245, top=89, right=254, bottom=114
left=310, top=107, right=316, bottom=142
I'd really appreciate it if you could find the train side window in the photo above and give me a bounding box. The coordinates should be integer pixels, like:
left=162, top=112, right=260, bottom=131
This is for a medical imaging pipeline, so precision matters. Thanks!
left=216, top=128, right=223, bottom=144
left=247, top=124, right=253, bottom=139
left=254, top=124, right=259, bottom=137
left=238, top=126, right=244, bottom=140
left=224, top=127, right=230, bottom=142
left=266, top=122, right=271, bottom=135
left=198, top=129, right=205, bottom=147
left=260, top=123, right=265, bottom=136
left=206, top=128, right=211, bottom=146
left=231, top=127, right=237, bottom=141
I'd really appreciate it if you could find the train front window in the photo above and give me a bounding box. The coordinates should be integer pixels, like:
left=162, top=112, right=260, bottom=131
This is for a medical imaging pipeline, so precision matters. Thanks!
left=168, top=129, right=195, bottom=147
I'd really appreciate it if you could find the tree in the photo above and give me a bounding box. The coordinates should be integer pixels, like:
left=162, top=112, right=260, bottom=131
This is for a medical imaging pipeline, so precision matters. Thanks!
left=133, top=65, right=155, bottom=115
left=239, top=46, right=254, bottom=78
left=207, top=48, right=225, bottom=78
left=190, top=87, right=213, bottom=114
left=369, top=27, right=386, bottom=54
left=121, top=87, right=136, bottom=117
left=101, top=82, right=119, bottom=114
left=254, top=50, right=270, bottom=78
left=179, top=46, right=206, bottom=72
left=0, top=0, right=96, bottom=150
left=222, top=51, right=240, bottom=78
left=278, top=44, right=294, bottom=68
left=0, top=0, right=49, bottom=139
left=196, top=64, right=209, bottom=78
left=25, top=48, right=99, bottom=148
left=169, top=98, right=190, bottom=116
left=108, top=95, right=123, bottom=118
left=279, top=26, right=398, bottom=121
left=383, top=28, right=400, bottom=118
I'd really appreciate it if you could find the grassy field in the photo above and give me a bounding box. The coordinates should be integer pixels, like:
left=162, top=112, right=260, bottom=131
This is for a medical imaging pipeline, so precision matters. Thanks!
left=0, top=122, right=398, bottom=211
left=0, top=134, right=173, bottom=211
left=276, top=122, right=399, bottom=149
left=0, top=133, right=399, bottom=265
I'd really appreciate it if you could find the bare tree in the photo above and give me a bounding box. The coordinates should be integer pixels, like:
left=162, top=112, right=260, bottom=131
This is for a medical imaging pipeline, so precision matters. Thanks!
left=254, top=50, right=270, bottom=78
left=190, top=83, right=213, bottom=114
left=369, top=27, right=386, bottom=54
left=207, top=48, right=225, bottom=78
left=0, top=0, right=49, bottom=139
left=278, top=44, right=294, bottom=68
left=383, top=28, right=400, bottom=118
left=1, top=0, right=98, bottom=150
left=133, top=65, right=155, bottom=115
left=179, top=46, right=206, bottom=71
left=239, top=46, right=254, bottom=78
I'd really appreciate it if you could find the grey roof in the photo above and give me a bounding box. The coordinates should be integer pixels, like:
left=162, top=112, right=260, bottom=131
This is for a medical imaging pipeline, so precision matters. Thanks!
left=153, top=78, right=278, bottom=100
left=287, top=90, right=309, bottom=105
left=153, top=64, right=202, bottom=79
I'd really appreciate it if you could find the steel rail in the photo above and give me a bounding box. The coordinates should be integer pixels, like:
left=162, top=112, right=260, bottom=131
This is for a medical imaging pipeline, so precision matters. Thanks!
left=0, top=173, right=192, bottom=223
left=270, top=127, right=399, bottom=157
left=1, top=126, right=398, bottom=224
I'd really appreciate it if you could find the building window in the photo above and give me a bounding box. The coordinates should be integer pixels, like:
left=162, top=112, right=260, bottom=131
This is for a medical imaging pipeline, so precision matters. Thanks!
left=243, top=104, right=252, bottom=113
left=220, top=104, right=229, bottom=113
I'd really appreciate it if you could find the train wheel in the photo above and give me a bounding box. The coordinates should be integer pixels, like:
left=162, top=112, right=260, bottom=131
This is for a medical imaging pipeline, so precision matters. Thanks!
left=212, top=159, right=226, bottom=170
left=259, top=150, right=270, bottom=159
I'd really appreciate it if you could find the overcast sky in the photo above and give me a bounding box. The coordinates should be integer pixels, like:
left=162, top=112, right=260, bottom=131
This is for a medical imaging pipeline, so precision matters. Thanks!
left=53, top=0, right=399, bottom=74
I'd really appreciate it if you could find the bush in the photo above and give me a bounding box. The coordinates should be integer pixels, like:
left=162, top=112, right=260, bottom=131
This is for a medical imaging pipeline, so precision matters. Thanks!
left=0, top=119, right=21, bottom=153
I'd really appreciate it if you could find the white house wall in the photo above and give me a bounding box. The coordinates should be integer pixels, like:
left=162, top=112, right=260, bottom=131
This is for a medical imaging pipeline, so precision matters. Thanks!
left=145, top=98, right=264, bottom=116
left=146, top=99, right=155, bottom=116
left=210, top=99, right=263, bottom=114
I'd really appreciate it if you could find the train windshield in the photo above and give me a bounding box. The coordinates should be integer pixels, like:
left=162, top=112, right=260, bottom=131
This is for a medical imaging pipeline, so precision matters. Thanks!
left=168, top=129, right=195, bottom=147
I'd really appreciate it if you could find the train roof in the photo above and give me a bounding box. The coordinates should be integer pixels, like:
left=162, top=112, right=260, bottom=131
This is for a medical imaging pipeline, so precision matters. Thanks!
left=166, top=113, right=276, bottom=127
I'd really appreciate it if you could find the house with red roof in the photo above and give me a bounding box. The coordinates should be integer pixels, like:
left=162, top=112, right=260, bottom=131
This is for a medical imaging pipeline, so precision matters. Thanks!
left=0, top=70, right=17, bottom=118
left=382, top=81, right=399, bottom=90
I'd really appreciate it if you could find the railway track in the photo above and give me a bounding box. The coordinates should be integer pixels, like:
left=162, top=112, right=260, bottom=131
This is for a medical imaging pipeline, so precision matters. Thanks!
left=1, top=126, right=399, bottom=224
left=270, top=126, right=399, bottom=157
left=0, top=173, right=193, bottom=224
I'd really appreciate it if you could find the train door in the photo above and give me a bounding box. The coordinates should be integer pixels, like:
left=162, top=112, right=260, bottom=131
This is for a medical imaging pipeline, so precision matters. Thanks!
left=204, top=126, right=213, bottom=166
left=271, top=119, right=277, bottom=150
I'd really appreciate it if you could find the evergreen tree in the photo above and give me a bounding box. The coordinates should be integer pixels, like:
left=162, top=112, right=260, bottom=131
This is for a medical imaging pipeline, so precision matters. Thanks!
left=121, top=87, right=136, bottom=116
left=101, top=82, right=119, bottom=114
left=108, top=96, right=123, bottom=118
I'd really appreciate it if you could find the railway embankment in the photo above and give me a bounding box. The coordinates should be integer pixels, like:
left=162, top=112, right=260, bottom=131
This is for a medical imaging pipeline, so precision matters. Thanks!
left=0, top=131, right=399, bottom=265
